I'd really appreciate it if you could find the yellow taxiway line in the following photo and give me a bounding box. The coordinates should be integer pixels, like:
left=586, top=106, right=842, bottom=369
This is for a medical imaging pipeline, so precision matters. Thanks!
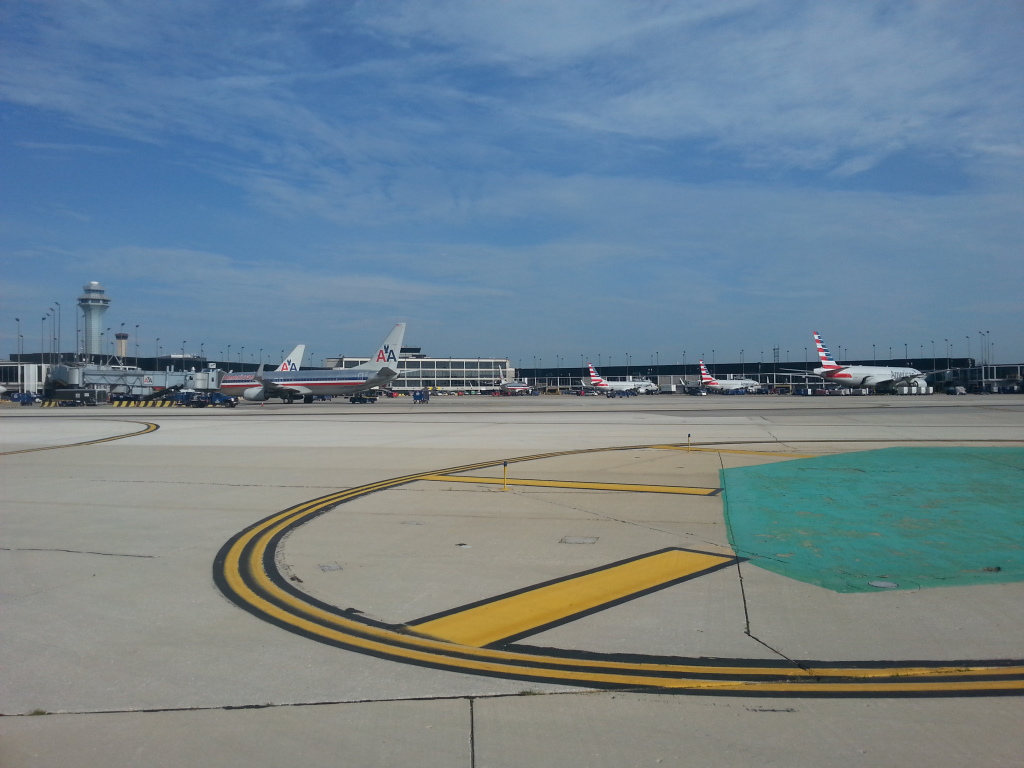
left=409, top=549, right=737, bottom=647
left=0, top=421, right=159, bottom=456
left=652, top=444, right=816, bottom=458
left=419, top=474, right=720, bottom=495
left=214, top=444, right=1024, bottom=696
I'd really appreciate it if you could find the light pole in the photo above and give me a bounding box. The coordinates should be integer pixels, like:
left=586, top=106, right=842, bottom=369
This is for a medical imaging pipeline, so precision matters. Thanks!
left=872, top=344, right=875, bottom=363
left=14, top=317, right=20, bottom=360
left=259, top=348, right=263, bottom=365
left=135, top=325, right=140, bottom=366
left=931, top=341, right=935, bottom=371
left=54, top=302, right=61, bottom=362
left=227, top=345, right=231, bottom=365
left=965, top=336, right=970, bottom=361
left=944, top=338, right=949, bottom=367
left=156, top=338, right=161, bottom=359
left=740, top=349, right=744, bottom=376
left=41, top=315, right=46, bottom=365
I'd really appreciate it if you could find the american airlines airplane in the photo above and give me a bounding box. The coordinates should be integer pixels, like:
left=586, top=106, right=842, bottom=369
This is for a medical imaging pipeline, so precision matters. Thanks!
left=809, top=331, right=927, bottom=390
left=583, top=363, right=657, bottom=393
left=220, top=324, right=406, bottom=403
left=698, top=360, right=759, bottom=392
left=498, top=378, right=532, bottom=394
left=216, top=344, right=305, bottom=395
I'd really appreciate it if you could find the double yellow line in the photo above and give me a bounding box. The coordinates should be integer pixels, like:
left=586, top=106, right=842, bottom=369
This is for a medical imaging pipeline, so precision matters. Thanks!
left=0, top=421, right=158, bottom=456
left=214, top=445, right=1024, bottom=695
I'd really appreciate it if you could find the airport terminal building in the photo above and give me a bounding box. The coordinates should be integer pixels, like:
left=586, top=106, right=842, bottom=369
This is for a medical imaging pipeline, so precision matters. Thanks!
left=327, top=348, right=515, bottom=393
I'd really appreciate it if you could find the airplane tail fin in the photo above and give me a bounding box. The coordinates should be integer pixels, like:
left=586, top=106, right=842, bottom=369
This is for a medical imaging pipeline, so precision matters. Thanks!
left=276, top=344, right=305, bottom=372
left=586, top=363, right=605, bottom=386
left=352, top=323, right=406, bottom=372
left=813, top=331, right=842, bottom=369
left=698, top=360, right=718, bottom=385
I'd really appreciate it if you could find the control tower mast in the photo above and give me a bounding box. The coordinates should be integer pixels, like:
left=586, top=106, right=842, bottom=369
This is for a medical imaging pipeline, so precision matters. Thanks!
left=78, top=281, right=111, bottom=357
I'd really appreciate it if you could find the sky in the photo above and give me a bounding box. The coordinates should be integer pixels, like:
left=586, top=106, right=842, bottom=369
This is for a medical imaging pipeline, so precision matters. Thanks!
left=2, top=0, right=1022, bottom=369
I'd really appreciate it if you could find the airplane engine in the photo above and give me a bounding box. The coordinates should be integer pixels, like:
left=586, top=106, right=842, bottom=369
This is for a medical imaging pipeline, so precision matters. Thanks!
left=242, top=386, right=270, bottom=402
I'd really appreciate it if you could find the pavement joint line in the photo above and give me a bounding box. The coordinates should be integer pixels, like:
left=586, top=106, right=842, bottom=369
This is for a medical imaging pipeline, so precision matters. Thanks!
left=214, top=443, right=1024, bottom=696
left=420, top=474, right=721, bottom=495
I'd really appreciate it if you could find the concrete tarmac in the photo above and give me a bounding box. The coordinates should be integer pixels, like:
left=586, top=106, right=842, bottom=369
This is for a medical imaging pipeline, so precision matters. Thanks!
left=1, top=394, right=1022, bottom=767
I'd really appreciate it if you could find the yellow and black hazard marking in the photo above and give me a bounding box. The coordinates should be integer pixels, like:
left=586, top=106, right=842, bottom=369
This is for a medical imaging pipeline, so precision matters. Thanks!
left=0, top=421, right=159, bottom=456
left=213, top=444, right=1024, bottom=697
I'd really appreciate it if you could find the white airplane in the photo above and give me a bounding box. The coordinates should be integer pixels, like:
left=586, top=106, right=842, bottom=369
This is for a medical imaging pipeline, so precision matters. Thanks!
left=216, top=345, right=305, bottom=394
left=697, top=360, right=759, bottom=392
left=583, top=363, right=657, bottom=393
left=498, top=378, right=532, bottom=394
left=808, top=331, right=928, bottom=390
left=220, top=324, right=405, bottom=403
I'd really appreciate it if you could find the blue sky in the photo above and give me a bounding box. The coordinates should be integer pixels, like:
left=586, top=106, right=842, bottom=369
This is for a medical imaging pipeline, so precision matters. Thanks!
left=2, top=0, right=1022, bottom=368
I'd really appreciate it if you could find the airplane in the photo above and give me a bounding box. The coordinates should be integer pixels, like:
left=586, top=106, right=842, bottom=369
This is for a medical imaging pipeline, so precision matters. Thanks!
left=583, top=363, right=657, bottom=394
left=498, top=378, right=532, bottom=394
left=806, top=331, right=928, bottom=391
left=697, top=360, right=760, bottom=393
left=220, top=324, right=406, bottom=403
left=217, top=344, right=306, bottom=394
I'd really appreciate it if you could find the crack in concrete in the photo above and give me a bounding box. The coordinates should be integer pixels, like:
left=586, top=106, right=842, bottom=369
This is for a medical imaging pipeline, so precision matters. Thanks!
left=3, top=689, right=594, bottom=718
left=0, top=547, right=154, bottom=558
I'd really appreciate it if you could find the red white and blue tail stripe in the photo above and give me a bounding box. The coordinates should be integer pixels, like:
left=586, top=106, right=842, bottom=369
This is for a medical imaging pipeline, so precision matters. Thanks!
left=587, top=363, right=607, bottom=386
left=813, top=332, right=842, bottom=369
left=698, top=360, right=718, bottom=385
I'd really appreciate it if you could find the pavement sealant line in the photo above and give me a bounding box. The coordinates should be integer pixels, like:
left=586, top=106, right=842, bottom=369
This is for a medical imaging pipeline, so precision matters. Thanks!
left=0, top=547, right=154, bottom=558
left=5, top=691, right=594, bottom=718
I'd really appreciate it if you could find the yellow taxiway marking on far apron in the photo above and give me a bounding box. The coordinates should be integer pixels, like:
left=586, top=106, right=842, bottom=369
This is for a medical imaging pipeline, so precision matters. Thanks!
left=408, top=548, right=736, bottom=647
left=0, top=421, right=159, bottom=456
left=419, top=474, right=720, bottom=495
left=652, top=445, right=816, bottom=458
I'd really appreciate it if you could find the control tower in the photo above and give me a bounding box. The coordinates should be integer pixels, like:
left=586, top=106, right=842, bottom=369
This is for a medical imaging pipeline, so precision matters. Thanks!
left=78, top=281, right=111, bottom=357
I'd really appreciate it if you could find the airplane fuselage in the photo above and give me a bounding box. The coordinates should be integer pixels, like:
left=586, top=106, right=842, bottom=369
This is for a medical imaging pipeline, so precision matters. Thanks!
left=221, top=368, right=394, bottom=401
left=704, top=378, right=759, bottom=391
left=814, top=365, right=925, bottom=389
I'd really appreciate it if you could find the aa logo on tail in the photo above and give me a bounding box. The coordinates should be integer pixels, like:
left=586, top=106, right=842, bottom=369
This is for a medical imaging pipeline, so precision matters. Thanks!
left=376, top=345, right=398, bottom=363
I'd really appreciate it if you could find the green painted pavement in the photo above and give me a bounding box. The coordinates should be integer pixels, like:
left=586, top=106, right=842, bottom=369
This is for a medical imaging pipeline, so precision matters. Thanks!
left=721, top=447, right=1024, bottom=593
